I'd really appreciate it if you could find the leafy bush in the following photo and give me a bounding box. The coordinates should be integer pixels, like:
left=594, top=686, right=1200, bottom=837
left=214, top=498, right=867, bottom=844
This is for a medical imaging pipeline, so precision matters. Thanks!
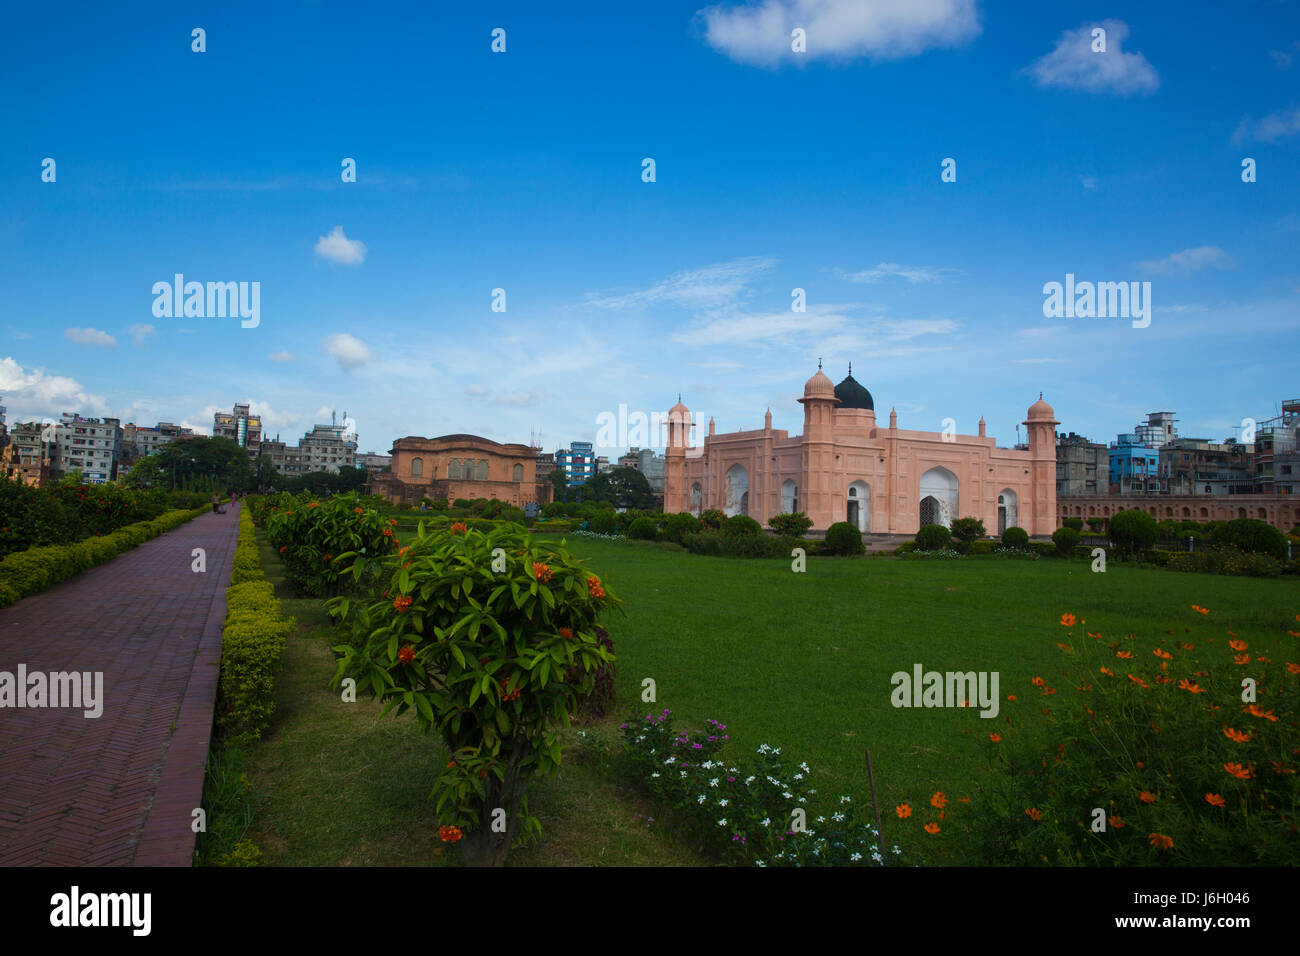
left=1086, top=518, right=1105, bottom=533
left=327, top=521, right=618, bottom=866
left=628, top=516, right=660, bottom=540
left=894, top=541, right=917, bottom=555
left=699, top=509, right=725, bottom=531
left=969, top=540, right=997, bottom=555
left=768, top=512, right=813, bottom=537
left=453, top=498, right=472, bottom=509
left=723, top=514, right=762, bottom=537
left=621, top=710, right=904, bottom=866
left=1213, top=518, right=1287, bottom=561
left=568, top=626, right=616, bottom=724
left=824, top=521, right=864, bottom=556
left=587, top=511, right=618, bottom=534
left=663, top=512, right=701, bottom=544
left=263, top=493, right=398, bottom=596
left=915, top=523, right=951, bottom=552
left=1166, top=548, right=1282, bottom=578
left=1108, top=509, right=1158, bottom=557
left=1051, top=526, right=1081, bottom=557
left=1061, top=517, right=1083, bottom=532
left=950, top=517, right=986, bottom=542
left=1001, top=526, right=1030, bottom=550
left=1142, top=548, right=1174, bottom=566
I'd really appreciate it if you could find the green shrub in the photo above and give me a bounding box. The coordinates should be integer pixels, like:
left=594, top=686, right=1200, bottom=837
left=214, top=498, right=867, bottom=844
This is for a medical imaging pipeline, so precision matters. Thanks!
left=824, top=521, right=864, bottom=556
left=915, top=524, right=951, bottom=552
left=628, top=516, right=659, bottom=540
left=1001, top=526, right=1029, bottom=550
left=663, top=512, right=701, bottom=544
left=1085, top=518, right=1105, bottom=533
left=1108, top=509, right=1158, bottom=557
left=1166, top=548, right=1282, bottom=578
left=1061, top=517, right=1083, bottom=532
left=950, top=517, right=986, bottom=542
left=969, top=540, right=997, bottom=555
left=588, top=510, right=618, bottom=535
left=723, top=514, right=762, bottom=537
left=895, top=541, right=917, bottom=555
left=1051, top=526, right=1081, bottom=557
left=680, top=530, right=795, bottom=558
left=1213, top=518, right=1287, bottom=561
left=699, top=509, right=725, bottom=531
left=768, top=512, right=813, bottom=537
left=1142, top=548, right=1173, bottom=566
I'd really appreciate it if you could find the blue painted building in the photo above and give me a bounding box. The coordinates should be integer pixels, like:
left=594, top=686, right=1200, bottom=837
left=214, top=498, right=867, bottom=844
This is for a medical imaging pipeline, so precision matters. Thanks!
left=1108, top=433, right=1160, bottom=493
left=555, top=441, right=595, bottom=486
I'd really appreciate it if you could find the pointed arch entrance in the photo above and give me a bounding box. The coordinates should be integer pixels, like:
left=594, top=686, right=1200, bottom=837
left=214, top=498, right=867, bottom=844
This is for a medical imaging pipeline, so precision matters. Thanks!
left=997, top=488, right=1018, bottom=535
left=847, top=480, right=871, bottom=532
left=918, top=466, right=958, bottom=530
left=724, top=465, right=749, bottom=517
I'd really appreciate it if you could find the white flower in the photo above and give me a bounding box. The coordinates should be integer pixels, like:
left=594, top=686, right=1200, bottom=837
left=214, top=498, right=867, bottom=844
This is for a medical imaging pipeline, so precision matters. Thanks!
left=840, top=795, right=851, bottom=804
left=799, top=761, right=810, bottom=771
left=871, top=851, right=883, bottom=863
left=650, top=772, right=660, bottom=779
left=760, top=817, right=771, bottom=827
left=816, top=816, right=826, bottom=824
left=893, top=845, right=902, bottom=855
left=782, top=791, right=793, bottom=799
left=663, top=757, right=675, bottom=765
left=755, top=860, right=766, bottom=867
left=851, top=852, right=862, bottom=862
left=793, top=773, right=804, bottom=781
left=709, top=777, right=719, bottom=788
left=717, top=818, right=727, bottom=827
left=798, top=797, right=807, bottom=804
left=697, top=794, right=706, bottom=804
left=833, top=812, right=845, bottom=822
left=745, top=776, right=756, bottom=785
left=719, top=798, right=729, bottom=807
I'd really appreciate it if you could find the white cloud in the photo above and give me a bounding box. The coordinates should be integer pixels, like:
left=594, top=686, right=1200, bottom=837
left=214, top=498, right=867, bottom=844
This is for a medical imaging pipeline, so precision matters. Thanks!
left=696, top=0, right=981, bottom=68
left=127, top=323, right=157, bottom=347
left=314, top=225, right=367, bottom=265
left=1027, top=20, right=1158, bottom=95
left=1233, top=105, right=1300, bottom=144
left=587, top=257, right=775, bottom=311
left=465, top=384, right=490, bottom=396
left=323, top=332, right=372, bottom=369
left=1081, top=175, right=1098, bottom=191
left=0, top=357, right=110, bottom=421
left=1137, top=246, right=1234, bottom=275
left=837, top=262, right=954, bottom=284
left=267, top=350, right=296, bottom=363
left=64, top=327, right=118, bottom=348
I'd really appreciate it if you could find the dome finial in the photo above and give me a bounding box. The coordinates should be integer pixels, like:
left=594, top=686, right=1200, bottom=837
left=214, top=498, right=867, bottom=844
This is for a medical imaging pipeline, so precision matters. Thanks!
left=1039, top=391, right=1043, bottom=400
left=848, top=361, right=852, bottom=376
left=678, top=392, right=681, bottom=403
left=817, top=357, right=822, bottom=370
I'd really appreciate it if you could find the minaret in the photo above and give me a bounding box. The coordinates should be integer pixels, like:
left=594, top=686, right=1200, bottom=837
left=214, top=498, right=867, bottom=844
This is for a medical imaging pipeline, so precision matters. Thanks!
left=1023, top=395, right=1059, bottom=536
left=764, top=408, right=772, bottom=430
left=665, top=395, right=692, bottom=513
left=797, top=360, right=840, bottom=530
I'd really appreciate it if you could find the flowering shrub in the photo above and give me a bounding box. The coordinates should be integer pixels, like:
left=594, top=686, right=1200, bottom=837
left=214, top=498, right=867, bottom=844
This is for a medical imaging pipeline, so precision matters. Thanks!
left=1166, top=548, right=1283, bottom=578
left=698, top=509, right=726, bottom=531
left=0, top=475, right=168, bottom=557
left=327, top=519, right=618, bottom=865
left=900, top=548, right=964, bottom=559
left=621, top=710, right=904, bottom=866
left=944, top=608, right=1300, bottom=865
left=262, top=492, right=397, bottom=595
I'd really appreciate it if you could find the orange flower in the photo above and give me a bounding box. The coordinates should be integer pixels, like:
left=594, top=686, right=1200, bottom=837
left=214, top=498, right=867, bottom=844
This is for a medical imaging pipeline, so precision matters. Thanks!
left=1223, top=727, right=1251, bottom=744
left=1060, top=613, right=1077, bottom=628
left=323, top=554, right=333, bottom=562
left=958, top=796, right=970, bottom=803
left=446, top=760, right=456, bottom=768
left=450, top=522, right=468, bottom=534
left=308, top=501, right=320, bottom=509
left=989, top=733, right=1002, bottom=742
left=895, top=803, right=913, bottom=819
left=1148, top=833, right=1174, bottom=851
left=1100, top=666, right=1114, bottom=676
left=1191, top=604, right=1209, bottom=615
left=1178, top=678, right=1204, bottom=694
left=1109, top=815, right=1126, bottom=829
left=393, top=595, right=413, bottom=613
left=1287, top=662, right=1300, bottom=675
left=1127, top=673, right=1149, bottom=689
left=438, top=825, right=463, bottom=843
left=1244, top=704, right=1278, bottom=722
left=1031, top=676, right=1046, bottom=687
left=397, top=645, right=415, bottom=664
left=398, top=545, right=410, bottom=556
left=354, top=507, right=365, bottom=514
left=558, top=627, right=574, bottom=640
left=1153, top=648, right=1172, bottom=659
left=923, top=822, right=940, bottom=834
left=587, top=575, right=606, bottom=600
left=279, top=545, right=287, bottom=553
left=382, top=527, right=394, bottom=537
left=1025, top=807, right=1042, bottom=821
left=1181, top=642, right=1194, bottom=651
left=532, top=562, right=553, bottom=583
left=1223, top=762, right=1254, bottom=780
left=388, top=518, right=398, bottom=526
left=1007, top=694, right=1017, bottom=702
left=1205, top=793, right=1226, bottom=807
left=930, top=792, right=948, bottom=809
left=1139, top=791, right=1157, bottom=804
left=1116, top=650, right=1134, bottom=660
left=1233, top=654, right=1250, bottom=666
left=1229, top=639, right=1247, bottom=651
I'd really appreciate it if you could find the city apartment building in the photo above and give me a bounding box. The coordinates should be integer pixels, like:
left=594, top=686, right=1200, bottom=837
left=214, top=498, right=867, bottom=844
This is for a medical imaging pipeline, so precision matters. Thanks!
left=1160, top=438, right=1252, bottom=496
left=54, top=413, right=122, bottom=484
left=617, top=446, right=667, bottom=493
left=1055, top=432, right=1107, bottom=496
left=297, top=422, right=360, bottom=473
left=259, top=437, right=304, bottom=475
left=555, top=441, right=595, bottom=486
left=121, top=421, right=196, bottom=463
left=213, top=403, right=262, bottom=461
left=1253, top=398, right=1300, bottom=494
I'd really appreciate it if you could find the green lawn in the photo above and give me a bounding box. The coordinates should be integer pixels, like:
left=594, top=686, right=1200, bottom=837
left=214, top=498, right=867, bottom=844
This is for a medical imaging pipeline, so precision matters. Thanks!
left=230, top=529, right=1298, bottom=865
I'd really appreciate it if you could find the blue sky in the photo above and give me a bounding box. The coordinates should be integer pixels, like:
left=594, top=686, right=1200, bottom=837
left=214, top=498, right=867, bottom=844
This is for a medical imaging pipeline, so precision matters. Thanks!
left=2, top=0, right=1298, bottom=459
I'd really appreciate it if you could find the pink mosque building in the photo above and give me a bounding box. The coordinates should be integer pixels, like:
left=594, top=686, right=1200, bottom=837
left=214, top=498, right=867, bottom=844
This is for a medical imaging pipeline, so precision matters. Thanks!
left=663, top=363, right=1059, bottom=536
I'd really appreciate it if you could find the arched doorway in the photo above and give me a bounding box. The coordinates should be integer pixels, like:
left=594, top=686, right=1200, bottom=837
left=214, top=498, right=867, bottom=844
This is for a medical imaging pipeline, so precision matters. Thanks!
left=724, top=465, right=749, bottom=517
left=997, top=488, right=1018, bottom=535
left=781, top=479, right=797, bottom=515
left=690, top=483, right=702, bottom=517
left=847, top=480, right=870, bottom=532
left=919, top=466, right=958, bottom=529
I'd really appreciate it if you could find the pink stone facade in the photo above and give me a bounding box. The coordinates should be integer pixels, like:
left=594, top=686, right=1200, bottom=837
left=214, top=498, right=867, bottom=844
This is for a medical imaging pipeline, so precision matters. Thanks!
left=664, top=366, right=1059, bottom=536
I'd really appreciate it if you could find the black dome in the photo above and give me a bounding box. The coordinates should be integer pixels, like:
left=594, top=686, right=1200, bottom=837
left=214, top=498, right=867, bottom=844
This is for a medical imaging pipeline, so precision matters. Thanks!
left=834, top=372, right=874, bottom=410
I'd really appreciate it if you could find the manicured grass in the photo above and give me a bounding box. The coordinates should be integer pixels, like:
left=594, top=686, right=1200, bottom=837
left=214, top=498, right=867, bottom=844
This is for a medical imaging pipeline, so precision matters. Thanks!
left=237, top=525, right=1297, bottom=865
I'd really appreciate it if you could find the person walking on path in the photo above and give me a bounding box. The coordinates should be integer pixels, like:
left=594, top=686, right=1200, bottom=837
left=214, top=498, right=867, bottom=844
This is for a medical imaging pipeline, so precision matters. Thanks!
left=211, top=492, right=224, bottom=514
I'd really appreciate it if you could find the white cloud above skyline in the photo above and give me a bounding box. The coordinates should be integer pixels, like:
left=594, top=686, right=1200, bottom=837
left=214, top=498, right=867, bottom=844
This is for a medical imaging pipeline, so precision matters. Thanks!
left=314, top=225, right=367, bottom=265
left=64, top=327, right=117, bottom=348
left=323, top=332, right=372, bottom=369
left=1027, top=20, right=1159, bottom=95
left=1137, top=246, right=1234, bottom=275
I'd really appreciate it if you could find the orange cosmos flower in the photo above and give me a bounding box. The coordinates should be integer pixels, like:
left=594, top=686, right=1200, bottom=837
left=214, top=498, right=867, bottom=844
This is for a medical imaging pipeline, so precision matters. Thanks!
left=1229, top=639, right=1247, bottom=651
left=1148, top=833, right=1174, bottom=851
left=1244, top=704, right=1278, bottom=722
left=1109, top=815, right=1126, bottom=829
left=1287, top=662, right=1300, bottom=675
left=1153, top=648, right=1172, bottom=659
left=923, top=822, right=941, bottom=835
left=1100, top=666, right=1114, bottom=676
left=397, top=645, right=415, bottom=664
left=1223, top=727, right=1251, bottom=744
left=1178, top=678, right=1204, bottom=694
left=1181, top=642, right=1194, bottom=651
left=1127, top=674, right=1149, bottom=688
left=895, top=803, right=913, bottom=819
left=1139, top=791, right=1157, bottom=804
left=959, top=796, right=970, bottom=803
left=930, top=792, right=948, bottom=809
left=989, top=733, right=1002, bottom=742
left=1116, top=650, right=1134, bottom=659
left=1233, top=654, right=1250, bottom=666
left=1025, top=808, right=1042, bottom=821
left=1205, top=793, right=1226, bottom=807
left=1191, top=605, right=1209, bottom=615
left=1007, top=694, right=1017, bottom=702
left=1223, top=762, right=1254, bottom=780
left=1060, top=613, right=1076, bottom=628
left=1289, top=631, right=1300, bottom=639
left=1031, top=676, right=1046, bottom=687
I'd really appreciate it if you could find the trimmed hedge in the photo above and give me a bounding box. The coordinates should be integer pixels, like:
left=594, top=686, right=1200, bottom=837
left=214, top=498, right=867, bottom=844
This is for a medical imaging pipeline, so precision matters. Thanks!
left=215, top=507, right=294, bottom=744
left=0, top=506, right=209, bottom=610
left=824, top=521, right=865, bottom=556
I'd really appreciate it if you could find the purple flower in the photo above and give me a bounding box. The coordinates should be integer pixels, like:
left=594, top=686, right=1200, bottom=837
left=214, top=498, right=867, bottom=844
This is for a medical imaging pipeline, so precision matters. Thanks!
left=692, top=743, right=703, bottom=750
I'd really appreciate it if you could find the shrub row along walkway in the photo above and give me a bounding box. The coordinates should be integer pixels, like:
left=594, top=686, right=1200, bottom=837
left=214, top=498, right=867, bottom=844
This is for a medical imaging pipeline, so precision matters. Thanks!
left=0, top=503, right=239, bottom=866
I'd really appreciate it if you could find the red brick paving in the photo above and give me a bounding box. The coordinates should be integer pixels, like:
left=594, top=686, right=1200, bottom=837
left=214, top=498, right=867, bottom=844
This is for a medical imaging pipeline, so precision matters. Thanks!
left=0, top=503, right=239, bottom=866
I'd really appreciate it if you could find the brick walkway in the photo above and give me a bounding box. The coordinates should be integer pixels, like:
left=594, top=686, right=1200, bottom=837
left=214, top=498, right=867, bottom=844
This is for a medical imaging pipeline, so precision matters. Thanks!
left=0, top=503, right=239, bottom=866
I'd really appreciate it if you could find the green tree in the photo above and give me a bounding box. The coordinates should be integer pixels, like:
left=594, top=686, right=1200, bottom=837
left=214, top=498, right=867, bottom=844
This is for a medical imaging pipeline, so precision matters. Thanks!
left=546, top=469, right=569, bottom=503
